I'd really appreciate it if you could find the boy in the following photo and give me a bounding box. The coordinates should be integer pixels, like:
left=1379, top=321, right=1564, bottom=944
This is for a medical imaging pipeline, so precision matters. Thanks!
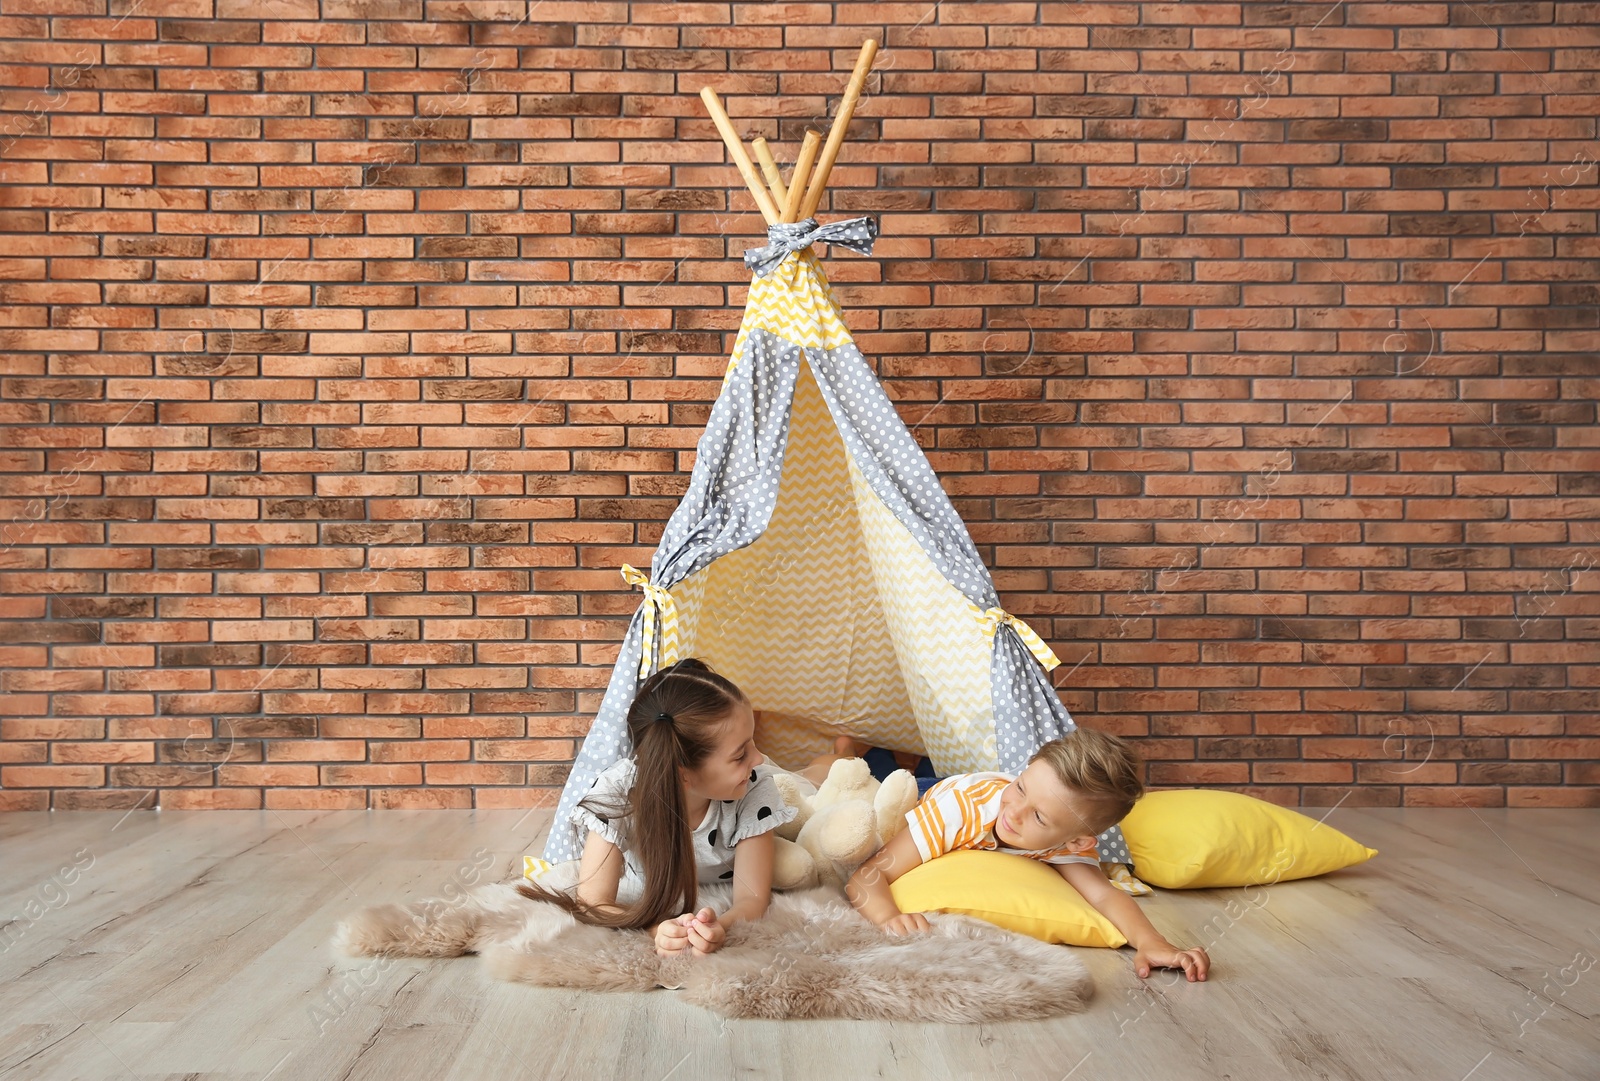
left=845, top=727, right=1211, bottom=982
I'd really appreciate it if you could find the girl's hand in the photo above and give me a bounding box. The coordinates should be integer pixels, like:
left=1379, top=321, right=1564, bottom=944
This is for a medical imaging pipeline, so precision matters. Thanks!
left=654, top=916, right=693, bottom=958
left=882, top=911, right=932, bottom=937
left=1134, top=941, right=1210, bottom=982
left=684, top=906, right=725, bottom=955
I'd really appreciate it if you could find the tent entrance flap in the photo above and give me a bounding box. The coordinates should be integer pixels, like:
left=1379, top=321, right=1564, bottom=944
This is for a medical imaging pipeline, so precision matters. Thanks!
left=844, top=445, right=1001, bottom=776
left=671, top=352, right=999, bottom=774
left=672, top=355, right=917, bottom=770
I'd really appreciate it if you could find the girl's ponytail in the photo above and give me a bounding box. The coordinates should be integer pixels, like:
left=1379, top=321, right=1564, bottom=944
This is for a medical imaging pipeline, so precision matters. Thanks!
left=624, top=707, right=699, bottom=928
left=518, top=656, right=746, bottom=929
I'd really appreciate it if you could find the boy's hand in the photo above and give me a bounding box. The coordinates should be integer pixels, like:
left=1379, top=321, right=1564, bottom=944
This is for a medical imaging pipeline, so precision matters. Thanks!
left=683, top=906, right=725, bottom=955
left=1135, top=941, right=1210, bottom=982
left=881, top=911, right=932, bottom=937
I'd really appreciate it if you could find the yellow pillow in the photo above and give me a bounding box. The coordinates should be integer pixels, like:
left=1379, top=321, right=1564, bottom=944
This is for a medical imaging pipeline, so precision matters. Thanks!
left=890, top=849, right=1127, bottom=948
left=1121, top=789, right=1378, bottom=889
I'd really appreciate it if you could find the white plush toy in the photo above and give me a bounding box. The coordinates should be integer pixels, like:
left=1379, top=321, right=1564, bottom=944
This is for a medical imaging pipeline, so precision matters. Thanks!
left=768, top=757, right=921, bottom=891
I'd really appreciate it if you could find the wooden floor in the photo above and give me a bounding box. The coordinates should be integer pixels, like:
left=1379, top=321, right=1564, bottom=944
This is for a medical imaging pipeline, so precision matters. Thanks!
left=0, top=806, right=1596, bottom=1081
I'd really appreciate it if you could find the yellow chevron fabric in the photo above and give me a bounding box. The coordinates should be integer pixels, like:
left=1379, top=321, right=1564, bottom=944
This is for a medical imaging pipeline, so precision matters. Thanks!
left=670, top=358, right=923, bottom=770
left=723, top=249, right=852, bottom=384
left=847, top=451, right=1001, bottom=775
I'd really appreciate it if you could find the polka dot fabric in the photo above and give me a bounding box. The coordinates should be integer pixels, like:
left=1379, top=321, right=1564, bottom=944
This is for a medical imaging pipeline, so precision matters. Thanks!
left=743, top=216, right=880, bottom=279
left=541, top=224, right=1137, bottom=880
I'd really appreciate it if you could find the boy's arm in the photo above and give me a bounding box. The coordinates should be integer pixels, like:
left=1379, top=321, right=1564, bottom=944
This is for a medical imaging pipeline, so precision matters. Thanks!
left=845, top=825, right=926, bottom=926
left=1056, top=861, right=1210, bottom=982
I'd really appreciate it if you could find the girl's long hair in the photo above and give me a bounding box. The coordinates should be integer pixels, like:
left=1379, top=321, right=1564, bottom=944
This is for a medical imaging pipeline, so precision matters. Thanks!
left=516, top=656, right=746, bottom=929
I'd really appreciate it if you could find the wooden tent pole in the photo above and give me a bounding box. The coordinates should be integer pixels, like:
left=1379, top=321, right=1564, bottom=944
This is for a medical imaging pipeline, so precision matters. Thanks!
left=698, top=87, right=782, bottom=226
left=751, top=137, right=788, bottom=208
left=781, top=130, right=824, bottom=223
left=797, top=39, right=879, bottom=221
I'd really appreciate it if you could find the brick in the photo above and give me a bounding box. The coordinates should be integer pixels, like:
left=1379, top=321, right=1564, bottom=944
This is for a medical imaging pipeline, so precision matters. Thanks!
left=2, top=716, right=105, bottom=741
left=469, top=737, right=572, bottom=760
left=266, top=787, right=368, bottom=809
left=218, top=764, right=319, bottom=786
left=1403, top=787, right=1506, bottom=807
left=109, top=764, right=213, bottom=786
left=321, top=764, right=422, bottom=786
left=1253, top=762, right=1354, bottom=784
left=53, top=742, right=156, bottom=764
left=371, top=787, right=473, bottom=809
left=53, top=790, right=157, bottom=811
left=1, top=765, right=106, bottom=787
left=1506, top=787, right=1600, bottom=808
left=424, top=763, right=523, bottom=785
left=476, top=786, right=562, bottom=809
left=266, top=740, right=366, bottom=762
left=164, top=788, right=263, bottom=809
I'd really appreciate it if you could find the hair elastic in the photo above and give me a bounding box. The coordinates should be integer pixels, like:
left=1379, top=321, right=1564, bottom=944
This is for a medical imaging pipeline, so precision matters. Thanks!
left=654, top=710, right=673, bottom=724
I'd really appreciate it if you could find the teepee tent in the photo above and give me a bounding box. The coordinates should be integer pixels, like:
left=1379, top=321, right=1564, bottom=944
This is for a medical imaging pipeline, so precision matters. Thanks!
left=543, top=41, right=1136, bottom=873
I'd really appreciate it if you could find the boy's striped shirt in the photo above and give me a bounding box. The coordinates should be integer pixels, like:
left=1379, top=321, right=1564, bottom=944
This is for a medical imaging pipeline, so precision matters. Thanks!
left=906, top=771, right=1102, bottom=867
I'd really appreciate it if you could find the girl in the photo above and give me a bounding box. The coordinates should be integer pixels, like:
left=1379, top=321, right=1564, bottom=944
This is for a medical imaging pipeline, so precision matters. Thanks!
left=518, top=657, right=796, bottom=959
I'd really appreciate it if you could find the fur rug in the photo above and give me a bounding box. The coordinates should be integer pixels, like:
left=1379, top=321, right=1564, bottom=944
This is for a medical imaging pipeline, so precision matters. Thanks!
left=332, top=880, right=1094, bottom=1021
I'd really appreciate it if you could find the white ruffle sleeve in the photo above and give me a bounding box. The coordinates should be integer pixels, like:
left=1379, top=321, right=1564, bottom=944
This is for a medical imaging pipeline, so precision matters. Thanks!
left=573, top=756, right=636, bottom=851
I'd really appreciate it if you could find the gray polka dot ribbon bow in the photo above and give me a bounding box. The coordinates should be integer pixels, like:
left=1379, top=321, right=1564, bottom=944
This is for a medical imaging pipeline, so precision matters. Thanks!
left=743, top=216, right=880, bottom=278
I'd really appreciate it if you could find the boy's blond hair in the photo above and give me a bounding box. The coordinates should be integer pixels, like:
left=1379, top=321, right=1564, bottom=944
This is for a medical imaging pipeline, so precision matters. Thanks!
left=1030, top=727, right=1145, bottom=838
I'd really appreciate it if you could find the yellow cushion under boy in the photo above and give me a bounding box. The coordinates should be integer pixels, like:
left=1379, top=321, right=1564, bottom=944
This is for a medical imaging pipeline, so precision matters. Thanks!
left=890, top=849, right=1128, bottom=948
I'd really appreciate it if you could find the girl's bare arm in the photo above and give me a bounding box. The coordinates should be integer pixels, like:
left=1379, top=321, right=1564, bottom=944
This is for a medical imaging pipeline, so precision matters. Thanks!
left=572, top=830, right=626, bottom=915
left=719, top=829, right=775, bottom=928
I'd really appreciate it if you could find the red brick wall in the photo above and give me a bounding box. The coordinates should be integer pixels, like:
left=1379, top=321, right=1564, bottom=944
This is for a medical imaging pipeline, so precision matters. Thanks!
left=1, top=2, right=1596, bottom=812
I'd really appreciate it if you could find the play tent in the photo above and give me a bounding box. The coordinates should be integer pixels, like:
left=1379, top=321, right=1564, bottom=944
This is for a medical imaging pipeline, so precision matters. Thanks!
left=542, top=41, right=1138, bottom=877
